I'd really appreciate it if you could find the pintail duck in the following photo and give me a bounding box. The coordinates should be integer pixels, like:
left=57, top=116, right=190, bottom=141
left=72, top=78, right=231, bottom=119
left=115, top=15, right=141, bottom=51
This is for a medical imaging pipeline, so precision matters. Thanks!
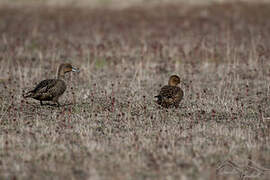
left=23, top=63, right=79, bottom=106
left=155, top=75, right=184, bottom=108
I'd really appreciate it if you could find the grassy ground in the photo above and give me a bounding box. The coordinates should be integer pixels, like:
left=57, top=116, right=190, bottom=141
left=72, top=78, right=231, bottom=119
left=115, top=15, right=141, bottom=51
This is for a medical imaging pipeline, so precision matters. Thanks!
left=0, top=2, right=270, bottom=180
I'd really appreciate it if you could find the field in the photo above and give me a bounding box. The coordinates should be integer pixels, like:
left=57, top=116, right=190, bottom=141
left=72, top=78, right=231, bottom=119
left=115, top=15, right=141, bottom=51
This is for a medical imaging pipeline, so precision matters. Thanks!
left=0, top=1, right=270, bottom=180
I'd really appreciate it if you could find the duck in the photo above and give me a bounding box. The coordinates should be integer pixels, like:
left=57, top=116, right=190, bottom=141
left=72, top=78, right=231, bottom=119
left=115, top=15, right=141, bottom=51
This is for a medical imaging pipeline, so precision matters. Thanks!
left=155, top=75, right=184, bottom=108
left=23, top=63, right=79, bottom=106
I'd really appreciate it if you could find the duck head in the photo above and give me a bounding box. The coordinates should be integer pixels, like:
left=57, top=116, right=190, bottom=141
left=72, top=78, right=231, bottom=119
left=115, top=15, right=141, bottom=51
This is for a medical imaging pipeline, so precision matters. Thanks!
left=168, top=75, right=180, bottom=86
left=57, top=63, right=80, bottom=78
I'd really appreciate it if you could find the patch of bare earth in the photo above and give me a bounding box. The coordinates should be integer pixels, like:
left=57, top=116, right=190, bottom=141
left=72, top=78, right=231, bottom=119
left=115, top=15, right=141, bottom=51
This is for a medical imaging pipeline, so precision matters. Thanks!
left=0, top=2, right=270, bottom=180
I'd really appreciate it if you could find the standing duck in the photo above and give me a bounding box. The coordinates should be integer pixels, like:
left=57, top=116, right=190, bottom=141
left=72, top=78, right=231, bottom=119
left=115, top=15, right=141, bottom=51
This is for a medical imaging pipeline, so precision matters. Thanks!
left=23, top=63, right=79, bottom=106
left=155, top=75, right=184, bottom=108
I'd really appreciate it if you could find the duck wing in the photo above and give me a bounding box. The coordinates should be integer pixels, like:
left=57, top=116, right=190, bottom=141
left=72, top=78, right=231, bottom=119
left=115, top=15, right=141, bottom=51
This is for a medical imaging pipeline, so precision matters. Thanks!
left=27, top=79, right=66, bottom=101
left=32, top=79, right=58, bottom=93
left=156, top=85, right=184, bottom=107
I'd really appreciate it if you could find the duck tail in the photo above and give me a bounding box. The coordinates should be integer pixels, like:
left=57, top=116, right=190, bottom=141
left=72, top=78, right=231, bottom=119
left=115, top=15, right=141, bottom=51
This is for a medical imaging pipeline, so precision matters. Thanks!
left=154, top=95, right=162, bottom=104
left=23, top=91, right=34, bottom=98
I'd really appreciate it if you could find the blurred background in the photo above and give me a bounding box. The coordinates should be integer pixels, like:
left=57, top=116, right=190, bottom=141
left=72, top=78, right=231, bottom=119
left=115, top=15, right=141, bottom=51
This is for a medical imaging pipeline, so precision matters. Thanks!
left=0, top=0, right=269, bottom=8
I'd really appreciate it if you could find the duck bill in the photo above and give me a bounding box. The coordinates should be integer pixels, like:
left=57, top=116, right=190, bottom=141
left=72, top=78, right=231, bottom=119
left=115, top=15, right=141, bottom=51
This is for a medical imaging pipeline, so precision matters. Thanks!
left=72, top=67, right=80, bottom=72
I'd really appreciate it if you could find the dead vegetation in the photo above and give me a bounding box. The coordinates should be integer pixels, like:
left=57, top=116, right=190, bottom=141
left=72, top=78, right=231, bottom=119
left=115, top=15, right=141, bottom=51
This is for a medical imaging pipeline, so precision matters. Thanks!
left=0, top=2, right=270, bottom=180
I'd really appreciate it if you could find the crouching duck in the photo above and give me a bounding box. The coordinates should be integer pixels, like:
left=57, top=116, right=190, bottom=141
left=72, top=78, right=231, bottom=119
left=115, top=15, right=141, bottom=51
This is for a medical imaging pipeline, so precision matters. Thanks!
left=155, top=75, right=184, bottom=108
left=23, top=63, right=79, bottom=106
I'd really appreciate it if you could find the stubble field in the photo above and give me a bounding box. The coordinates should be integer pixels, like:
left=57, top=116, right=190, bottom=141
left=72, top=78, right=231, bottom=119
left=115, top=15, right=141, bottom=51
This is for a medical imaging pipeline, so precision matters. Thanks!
left=0, top=2, right=270, bottom=180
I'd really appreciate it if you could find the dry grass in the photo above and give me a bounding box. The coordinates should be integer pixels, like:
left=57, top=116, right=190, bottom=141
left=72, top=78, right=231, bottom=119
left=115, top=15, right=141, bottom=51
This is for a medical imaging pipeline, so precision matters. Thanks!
left=0, top=2, right=270, bottom=180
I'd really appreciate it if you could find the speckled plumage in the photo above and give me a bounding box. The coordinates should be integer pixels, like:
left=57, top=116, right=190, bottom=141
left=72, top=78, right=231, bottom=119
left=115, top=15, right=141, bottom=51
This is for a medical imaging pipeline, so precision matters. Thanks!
left=23, top=63, right=79, bottom=106
left=155, top=75, right=184, bottom=108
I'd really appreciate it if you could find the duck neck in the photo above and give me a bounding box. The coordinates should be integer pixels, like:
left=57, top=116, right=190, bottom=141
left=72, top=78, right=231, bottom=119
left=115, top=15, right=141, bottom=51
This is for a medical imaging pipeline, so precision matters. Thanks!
left=168, top=81, right=175, bottom=86
left=57, top=67, right=65, bottom=79
left=168, top=79, right=178, bottom=86
left=168, top=82, right=177, bottom=87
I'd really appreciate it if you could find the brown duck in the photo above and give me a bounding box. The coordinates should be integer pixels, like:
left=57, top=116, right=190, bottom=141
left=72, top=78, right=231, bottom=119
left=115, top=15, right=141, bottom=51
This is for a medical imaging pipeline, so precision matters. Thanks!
left=155, top=75, right=184, bottom=108
left=23, top=63, right=79, bottom=106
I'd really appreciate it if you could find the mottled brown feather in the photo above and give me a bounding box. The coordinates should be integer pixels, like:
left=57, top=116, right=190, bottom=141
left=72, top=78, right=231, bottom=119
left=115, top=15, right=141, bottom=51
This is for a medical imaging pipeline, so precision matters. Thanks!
left=23, top=63, right=79, bottom=106
left=156, top=86, right=183, bottom=108
left=155, top=75, right=184, bottom=108
left=29, top=79, right=66, bottom=101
